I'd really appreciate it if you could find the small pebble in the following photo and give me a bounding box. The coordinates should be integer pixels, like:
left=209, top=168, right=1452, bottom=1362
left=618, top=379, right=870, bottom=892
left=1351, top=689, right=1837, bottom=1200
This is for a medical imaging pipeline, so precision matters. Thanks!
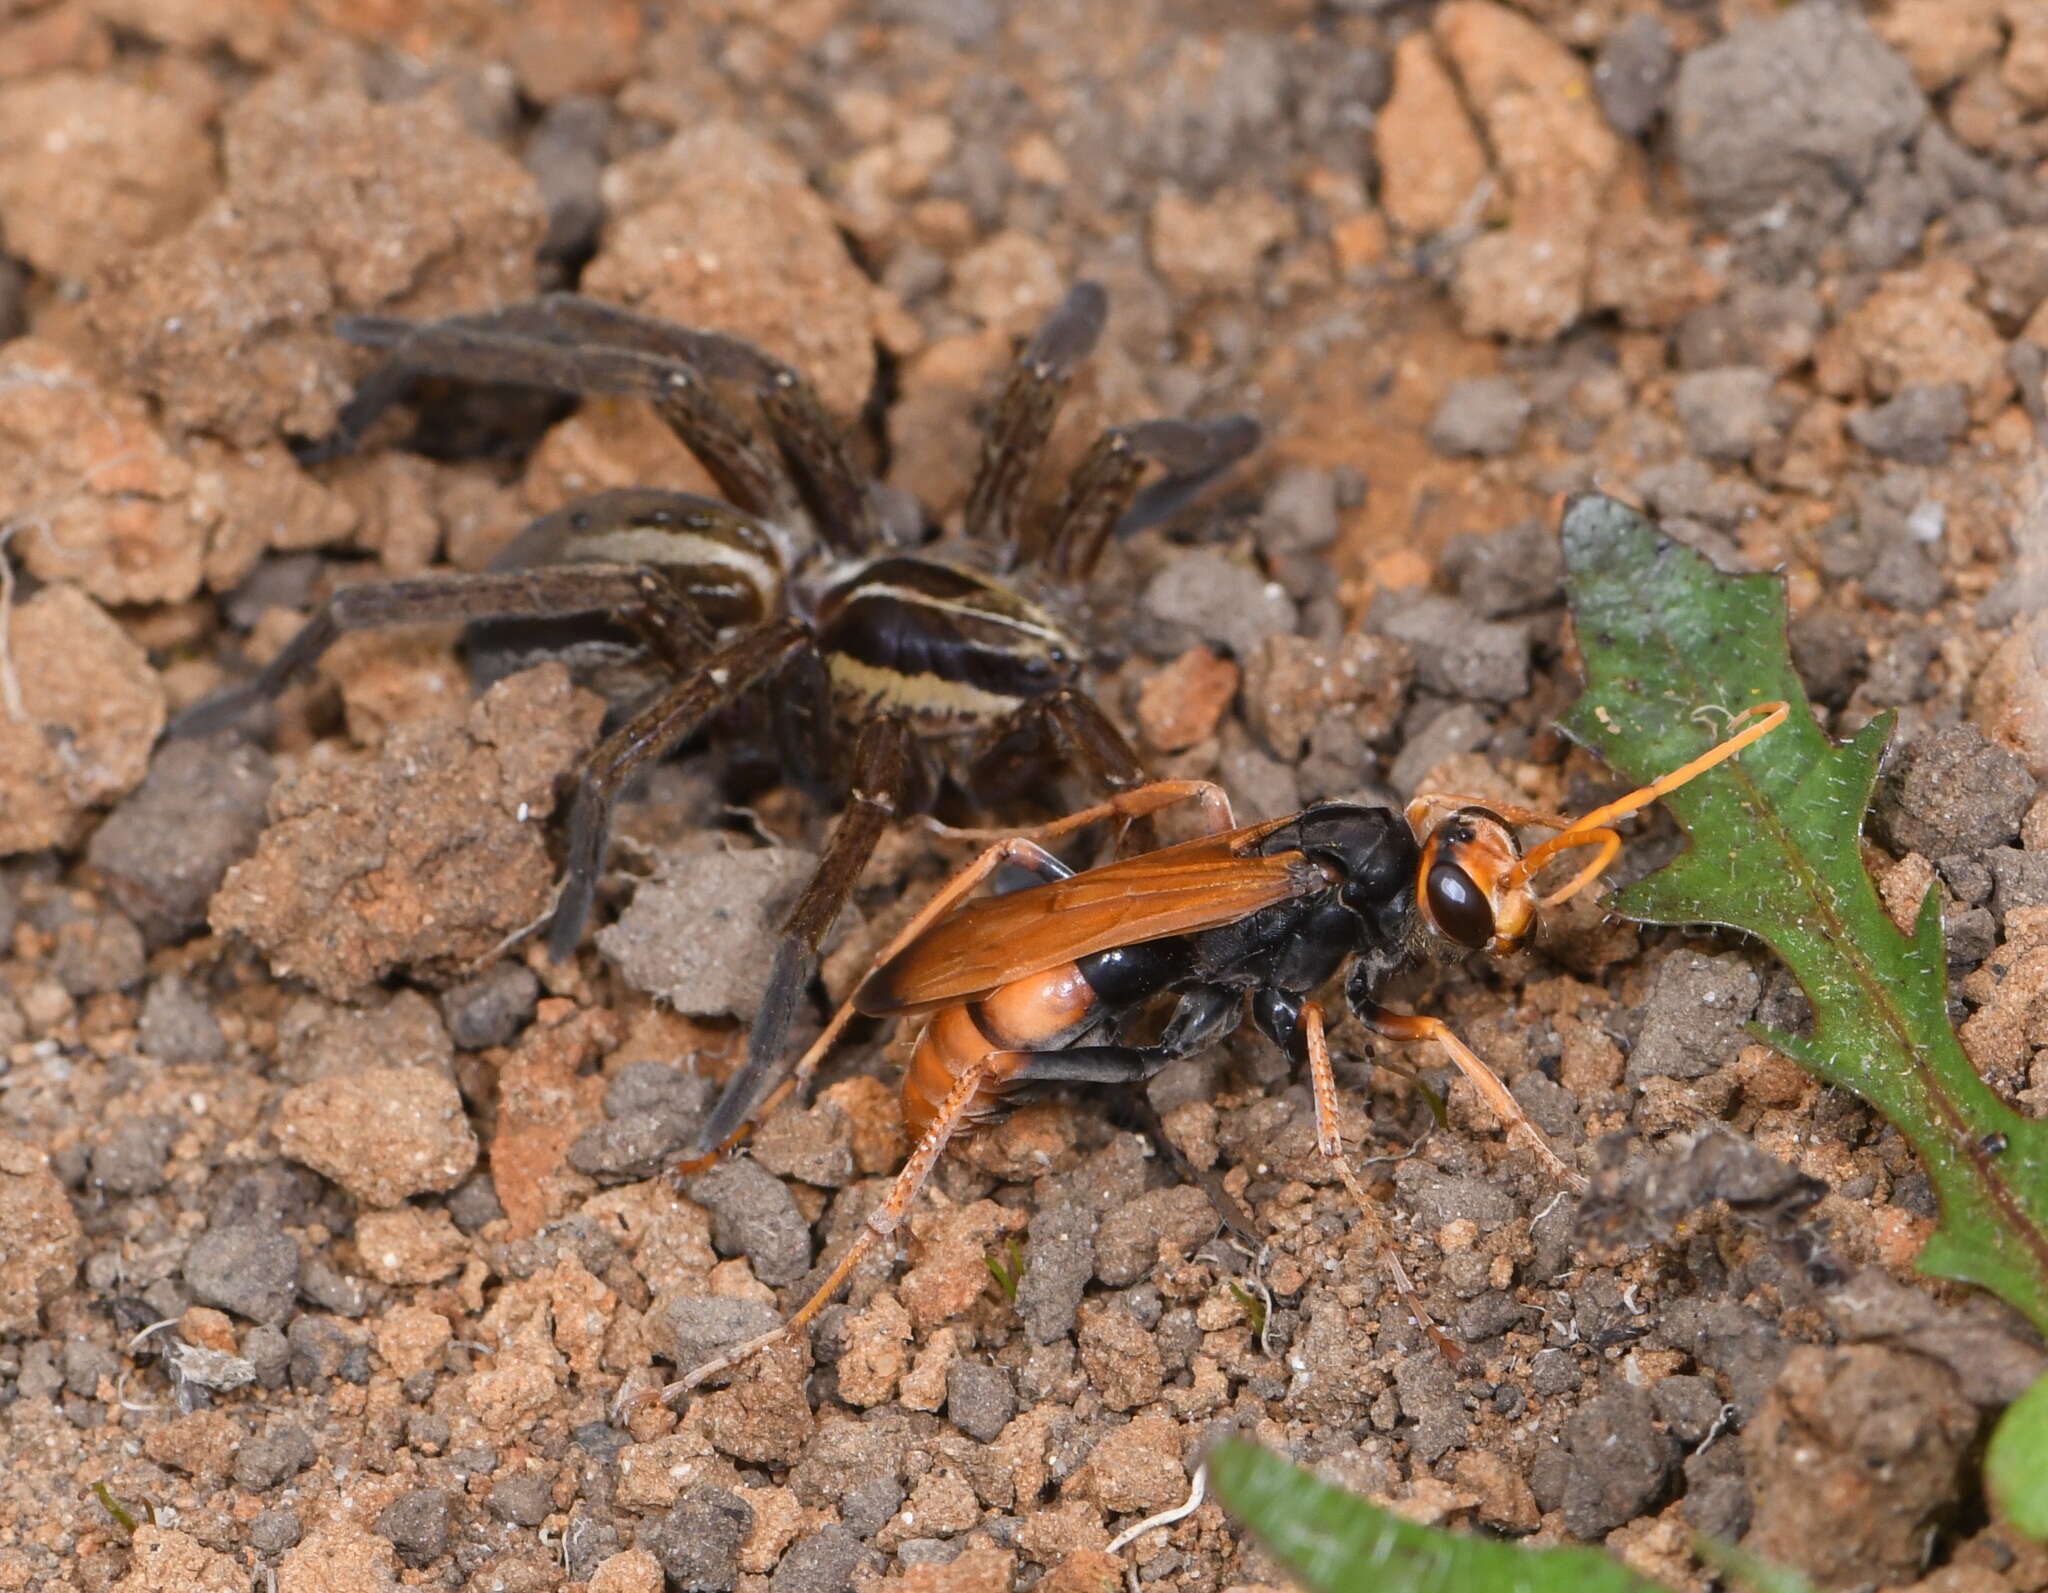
left=945, top=1360, right=1016, bottom=1442
left=1427, top=376, right=1531, bottom=457
left=689, top=1159, right=812, bottom=1286
left=139, top=975, right=227, bottom=1065
left=646, top=1487, right=753, bottom=1593
left=183, top=1222, right=301, bottom=1325
left=487, top=1471, right=557, bottom=1527
left=1848, top=383, right=1969, bottom=463
left=376, top=1487, right=453, bottom=1569
left=1673, top=366, right=1778, bottom=460
left=440, top=961, right=540, bottom=1051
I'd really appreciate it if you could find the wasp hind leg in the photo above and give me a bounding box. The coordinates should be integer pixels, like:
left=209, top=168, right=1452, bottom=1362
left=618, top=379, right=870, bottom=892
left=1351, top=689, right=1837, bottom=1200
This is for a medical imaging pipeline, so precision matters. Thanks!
left=661, top=1060, right=994, bottom=1404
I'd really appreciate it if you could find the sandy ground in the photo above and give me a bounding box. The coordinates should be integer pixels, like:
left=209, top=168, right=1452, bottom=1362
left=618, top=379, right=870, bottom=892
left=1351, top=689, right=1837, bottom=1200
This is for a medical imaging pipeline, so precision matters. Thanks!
left=2, top=1, right=2048, bottom=1590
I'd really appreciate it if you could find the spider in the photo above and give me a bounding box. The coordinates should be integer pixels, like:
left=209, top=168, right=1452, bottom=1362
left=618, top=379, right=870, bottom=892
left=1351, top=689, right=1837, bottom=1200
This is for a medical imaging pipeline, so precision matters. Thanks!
left=172, top=283, right=1258, bottom=1135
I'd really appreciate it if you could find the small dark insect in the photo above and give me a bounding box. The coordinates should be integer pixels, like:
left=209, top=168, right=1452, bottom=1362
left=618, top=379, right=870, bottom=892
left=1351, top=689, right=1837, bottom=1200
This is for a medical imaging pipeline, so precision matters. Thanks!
left=170, top=285, right=1257, bottom=1084
left=664, top=702, right=1788, bottom=1399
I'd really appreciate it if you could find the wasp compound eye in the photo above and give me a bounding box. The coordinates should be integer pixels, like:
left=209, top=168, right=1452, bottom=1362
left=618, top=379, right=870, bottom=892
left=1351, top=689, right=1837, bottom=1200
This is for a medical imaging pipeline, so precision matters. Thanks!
left=1425, top=860, right=1495, bottom=948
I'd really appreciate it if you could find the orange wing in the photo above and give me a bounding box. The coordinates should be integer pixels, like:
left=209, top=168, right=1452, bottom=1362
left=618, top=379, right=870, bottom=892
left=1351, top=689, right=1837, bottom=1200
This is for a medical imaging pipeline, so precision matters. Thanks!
left=857, top=818, right=1325, bottom=1017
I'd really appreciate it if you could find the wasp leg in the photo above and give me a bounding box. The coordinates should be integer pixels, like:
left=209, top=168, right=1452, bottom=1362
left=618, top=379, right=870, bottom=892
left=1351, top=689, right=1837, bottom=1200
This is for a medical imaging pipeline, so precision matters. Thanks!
left=690, top=830, right=1078, bottom=1158
left=719, top=715, right=922, bottom=1150
left=966, top=281, right=1107, bottom=567
left=927, top=776, right=1237, bottom=846
left=166, top=560, right=714, bottom=740
left=1297, top=1001, right=1462, bottom=1361
left=549, top=617, right=814, bottom=961
left=1357, top=1003, right=1587, bottom=1193
left=663, top=1059, right=994, bottom=1403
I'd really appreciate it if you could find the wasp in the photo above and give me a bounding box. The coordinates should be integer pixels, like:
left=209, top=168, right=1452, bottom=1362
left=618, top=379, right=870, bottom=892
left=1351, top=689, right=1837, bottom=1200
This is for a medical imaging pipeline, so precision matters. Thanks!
left=665, top=700, right=1788, bottom=1399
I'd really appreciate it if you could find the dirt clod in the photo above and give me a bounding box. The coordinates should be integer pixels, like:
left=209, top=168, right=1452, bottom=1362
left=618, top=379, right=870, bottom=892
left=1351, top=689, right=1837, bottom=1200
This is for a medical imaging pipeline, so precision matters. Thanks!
left=275, top=1067, right=479, bottom=1209
left=1744, top=1345, right=1979, bottom=1586
left=210, top=665, right=604, bottom=1000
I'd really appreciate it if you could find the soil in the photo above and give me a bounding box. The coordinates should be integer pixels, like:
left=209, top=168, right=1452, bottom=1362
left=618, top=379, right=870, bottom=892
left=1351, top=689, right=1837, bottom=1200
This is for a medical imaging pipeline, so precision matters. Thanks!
left=1, top=3, right=2047, bottom=1592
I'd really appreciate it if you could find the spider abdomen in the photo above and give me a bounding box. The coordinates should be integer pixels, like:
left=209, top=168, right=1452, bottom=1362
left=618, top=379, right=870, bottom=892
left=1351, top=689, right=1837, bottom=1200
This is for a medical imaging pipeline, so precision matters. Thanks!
left=815, top=555, right=1081, bottom=730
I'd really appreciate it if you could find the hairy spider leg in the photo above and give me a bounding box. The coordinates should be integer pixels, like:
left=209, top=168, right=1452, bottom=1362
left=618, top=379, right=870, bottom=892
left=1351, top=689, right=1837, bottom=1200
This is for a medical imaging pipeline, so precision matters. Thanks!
left=166, top=528, right=730, bottom=740
left=1041, top=414, right=1263, bottom=583
left=549, top=616, right=815, bottom=961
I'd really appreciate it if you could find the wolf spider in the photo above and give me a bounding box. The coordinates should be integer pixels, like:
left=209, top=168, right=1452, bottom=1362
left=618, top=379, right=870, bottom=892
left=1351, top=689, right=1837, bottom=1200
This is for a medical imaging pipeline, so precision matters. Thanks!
left=173, top=283, right=1258, bottom=1140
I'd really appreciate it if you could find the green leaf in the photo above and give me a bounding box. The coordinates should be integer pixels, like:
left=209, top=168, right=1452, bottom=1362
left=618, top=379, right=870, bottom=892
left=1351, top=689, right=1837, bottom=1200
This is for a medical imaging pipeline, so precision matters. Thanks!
left=1560, top=495, right=2048, bottom=1336
left=1207, top=1438, right=1669, bottom=1593
left=1987, top=1371, right=2048, bottom=1537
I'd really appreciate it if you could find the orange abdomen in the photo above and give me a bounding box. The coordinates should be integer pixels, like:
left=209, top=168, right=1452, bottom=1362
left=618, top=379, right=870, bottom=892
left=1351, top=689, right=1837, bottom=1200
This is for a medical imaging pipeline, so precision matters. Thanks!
left=900, top=962, right=1098, bottom=1139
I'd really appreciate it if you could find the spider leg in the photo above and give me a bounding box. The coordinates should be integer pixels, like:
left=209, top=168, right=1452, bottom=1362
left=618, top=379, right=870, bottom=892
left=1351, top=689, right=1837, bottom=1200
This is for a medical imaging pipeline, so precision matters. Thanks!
left=424, top=297, right=878, bottom=553
left=166, top=560, right=714, bottom=740
left=964, top=281, right=1107, bottom=567
left=302, top=310, right=801, bottom=527
left=969, top=685, right=1154, bottom=852
left=1044, top=414, right=1262, bottom=583
left=736, top=714, right=920, bottom=1135
left=549, top=616, right=815, bottom=960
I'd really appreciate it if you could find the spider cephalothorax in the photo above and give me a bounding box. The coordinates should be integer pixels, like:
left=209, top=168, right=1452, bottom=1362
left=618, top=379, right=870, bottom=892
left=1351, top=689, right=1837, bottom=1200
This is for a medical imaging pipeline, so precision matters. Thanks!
left=173, top=283, right=1257, bottom=1107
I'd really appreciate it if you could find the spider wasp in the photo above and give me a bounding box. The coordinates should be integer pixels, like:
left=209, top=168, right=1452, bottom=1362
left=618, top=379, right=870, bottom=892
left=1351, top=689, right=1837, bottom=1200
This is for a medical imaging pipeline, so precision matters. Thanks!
left=170, top=285, right=1258, bottom=1079
left=663, top=699, right=1788, bottom=1400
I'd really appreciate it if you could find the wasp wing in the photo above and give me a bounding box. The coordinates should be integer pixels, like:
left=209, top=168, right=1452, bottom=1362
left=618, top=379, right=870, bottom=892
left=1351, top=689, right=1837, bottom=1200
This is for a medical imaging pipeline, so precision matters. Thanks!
left=858, top=820, right=1323, bottom=1017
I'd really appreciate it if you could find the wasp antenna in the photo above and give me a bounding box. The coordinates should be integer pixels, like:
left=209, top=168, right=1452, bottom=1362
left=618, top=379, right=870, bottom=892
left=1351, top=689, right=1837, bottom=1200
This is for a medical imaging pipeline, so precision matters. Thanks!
left=1509, top=700, right=1789, bottom=896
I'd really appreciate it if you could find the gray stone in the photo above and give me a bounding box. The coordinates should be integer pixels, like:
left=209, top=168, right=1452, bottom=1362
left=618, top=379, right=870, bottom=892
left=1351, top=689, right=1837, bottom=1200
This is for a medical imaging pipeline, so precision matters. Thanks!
left=525, top=97, right=609, bottom=271
left=1628, top=951, right=1763, bottom=1084
left=1427, top=376, right=1531, bottom=458
left=688, top=1158, right=811, bottom=1285
left=447, top=1172, right=505, bottom=1235
left=184, top=1222, right=301, bottom=1325
left=1671, top=4, right=1925, bottom=269
left=1019, top=1201, right=1095, bottom=1344
left=235, top=1423, right=316, bottom=1491
left=647, top=1486, right=753, bottom=1591
left=243, top=1323, right=290, bottom=1389
left=1372, top=593, right=1529, bottom=703
left=840, top=1475, right=905, bottom=1540
left=1988, top=847, right=2048, bottom=918
left=1258, top=466, right=1340, bottom=555
left=1673, top=366, right=1777, bottom=461
left=1595, top=13, right=1675, bottom=138
left=287, top=1314, right=370, bottom=1389
left=1676, top=283, right=1823, bottom=376
left=60, top=1338, right=119, bottom=1399
left=249, top=1509, right=301, bottom=1555
left=486, top=1471, right=555, bottom=1527
left=376, top=1488, right=453, bottom=1568
left=1651, top=1373, right=1726, bottom=1443
left=1392, top=1351, right=1468, bottom=1461
left=658, top=1295, right=782, bottom=1377
left=1873, top=724, right=2034, bottom=856
left=87, top=735, right=276, bottom=946
left=139, top=975, right=226, bottom=1064
left=1386, top=703, right=1491, bottom=798
left=770, top=1524, right=879, bottom=1593
left=599, top=844, right=820, bottom=1019
left=1141, top=549, right=1298, bottom=661
left=1560, top=1385, right=1679, bottom=1538
left=1395, top=1165, right=1515, bottom=1231
left=1441, top=519, right=1563, bottom=618
left=92, top=1117, right=176, bottom=1196
left=945, top=1360, right=1016, bottom=1442
left=439, top=961, right=539, bottom=1051
left=49, top=910, right=145, bottom=996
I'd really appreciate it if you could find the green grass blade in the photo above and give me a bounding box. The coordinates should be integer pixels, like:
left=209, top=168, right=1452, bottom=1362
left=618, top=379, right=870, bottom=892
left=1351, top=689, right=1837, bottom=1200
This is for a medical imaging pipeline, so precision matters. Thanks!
left=1207, top=1439, right=1670, bottom=1593
left=1559, top=494, right=2048, bottom=1335
left=1987, top=1371, right=2048, bottom=1538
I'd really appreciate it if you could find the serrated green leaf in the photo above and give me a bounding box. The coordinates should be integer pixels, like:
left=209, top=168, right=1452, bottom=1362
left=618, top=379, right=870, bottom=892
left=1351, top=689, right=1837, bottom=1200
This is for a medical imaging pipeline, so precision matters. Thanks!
left=1207, top=1438, right=1669, bottom=1593
left=1987, top=1371, right=2048, bottom=1537
left=1560, top=495, right=2048, bottom=1336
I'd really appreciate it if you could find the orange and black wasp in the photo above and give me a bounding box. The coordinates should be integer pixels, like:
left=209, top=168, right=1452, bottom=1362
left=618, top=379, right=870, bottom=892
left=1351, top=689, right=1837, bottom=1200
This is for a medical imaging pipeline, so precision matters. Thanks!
left=666, top=700, right=1788, bottom=1399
